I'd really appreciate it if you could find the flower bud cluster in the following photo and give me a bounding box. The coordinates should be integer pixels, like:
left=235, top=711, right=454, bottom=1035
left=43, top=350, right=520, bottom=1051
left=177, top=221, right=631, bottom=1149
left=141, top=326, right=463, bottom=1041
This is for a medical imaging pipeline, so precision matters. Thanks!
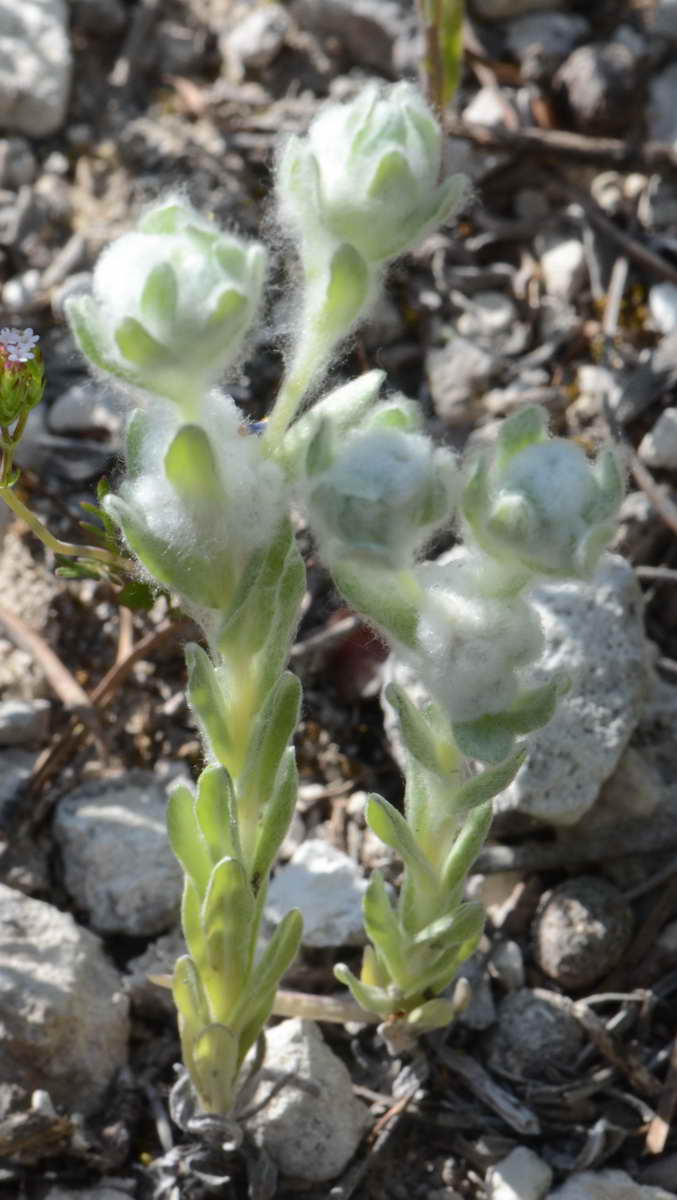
left=0, top=328, right=44, bottom=427
left=278, top=82, right=468, bottom=265
left=67, top=196, right=265, bottom=408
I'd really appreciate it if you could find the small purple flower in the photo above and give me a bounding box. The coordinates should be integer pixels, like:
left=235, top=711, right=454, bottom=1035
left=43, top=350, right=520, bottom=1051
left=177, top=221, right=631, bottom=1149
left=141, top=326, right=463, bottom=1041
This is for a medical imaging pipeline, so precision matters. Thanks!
left=0, top=327, right=39, bottom=364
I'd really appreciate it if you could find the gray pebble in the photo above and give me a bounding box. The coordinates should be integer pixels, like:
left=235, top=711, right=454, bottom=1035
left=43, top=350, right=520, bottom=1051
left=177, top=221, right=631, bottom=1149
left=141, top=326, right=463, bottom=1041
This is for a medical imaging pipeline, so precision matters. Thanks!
left=532, top=876, right=633, bottom=990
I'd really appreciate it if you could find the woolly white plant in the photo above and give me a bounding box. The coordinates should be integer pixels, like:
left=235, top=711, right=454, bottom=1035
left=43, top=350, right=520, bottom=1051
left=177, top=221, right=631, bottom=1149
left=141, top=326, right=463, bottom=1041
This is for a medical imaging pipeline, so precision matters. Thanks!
left=29, top=78, right=623, bottom=1124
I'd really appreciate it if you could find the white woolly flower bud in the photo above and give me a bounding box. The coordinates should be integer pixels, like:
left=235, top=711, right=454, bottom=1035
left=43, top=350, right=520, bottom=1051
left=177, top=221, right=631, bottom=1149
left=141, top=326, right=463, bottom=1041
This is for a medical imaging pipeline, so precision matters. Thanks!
left=106, top=391, right=287, bottom=611
left=278, top=82, right=468, bottom=264
left=413, top=557, right=544, bottom=724
left=463, top=406, right=624, bottom=578
left=307, top=428, right=457, bottom=570
left=66, top=196, right=266, bottom=407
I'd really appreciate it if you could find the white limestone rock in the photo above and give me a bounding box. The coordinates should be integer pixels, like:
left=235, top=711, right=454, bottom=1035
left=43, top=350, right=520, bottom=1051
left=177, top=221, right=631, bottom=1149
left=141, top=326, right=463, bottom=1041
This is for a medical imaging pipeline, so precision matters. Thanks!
left=547, top=1168, right=676, bottom=1200
left=538, top=231, right=587, bottom=301
left=498, top=555, right=650, bottom=826
left=0, top=1, right=72, bottom=136
left=639, top=407, right=677, bottom=469
left=54, top=771, right=182, bottom=936
left=489, top=1147, right=553, bottom=1200
left=265, top=838, right=367, bottom=948
left=0, top=884, right=129, bottom=1116
left=649, top=283, right=677, bottom=335
left=246, top=1019, right=370, bottom=1182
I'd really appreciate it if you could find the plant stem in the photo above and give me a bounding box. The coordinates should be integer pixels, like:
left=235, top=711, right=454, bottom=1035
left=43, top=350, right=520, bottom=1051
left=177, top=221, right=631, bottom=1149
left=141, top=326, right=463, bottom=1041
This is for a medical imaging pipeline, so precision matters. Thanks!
left=0, top=487, right=121, bottom=567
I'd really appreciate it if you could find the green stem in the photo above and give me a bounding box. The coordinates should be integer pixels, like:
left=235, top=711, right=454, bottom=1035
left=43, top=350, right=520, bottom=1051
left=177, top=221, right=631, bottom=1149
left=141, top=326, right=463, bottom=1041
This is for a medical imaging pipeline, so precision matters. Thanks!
left=0, top=487, right=121, bottom=567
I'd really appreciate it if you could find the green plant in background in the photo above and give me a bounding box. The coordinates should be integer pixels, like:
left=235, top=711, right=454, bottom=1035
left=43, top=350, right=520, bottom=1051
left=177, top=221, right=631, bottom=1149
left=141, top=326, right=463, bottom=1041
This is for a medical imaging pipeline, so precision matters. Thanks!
left=416, top=0, right=466, bottom=114
left=0, top=81, right=623, bottom=1124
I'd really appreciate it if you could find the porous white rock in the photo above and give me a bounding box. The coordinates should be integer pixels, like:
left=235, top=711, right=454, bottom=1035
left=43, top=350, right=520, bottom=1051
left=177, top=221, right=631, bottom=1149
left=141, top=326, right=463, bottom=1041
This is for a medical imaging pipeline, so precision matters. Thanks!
left=462, top=87, right=508, bottom=128
left=0, top=1, right=72, bottom=136
left=489, top=1146, right=553, bottom=1200
left=246, top=1019, right=370, bottom=1182
left=265, top=838, right=367, bottom=948
left=498, top=555, right=650, bottom=826
left=0, top=884, right=129, bottom=1116
left=54, top=771, right=182, bottom=936
left=638, top=407, right=677, bottom=470
left=547, top=1168, right=676, bottom=1200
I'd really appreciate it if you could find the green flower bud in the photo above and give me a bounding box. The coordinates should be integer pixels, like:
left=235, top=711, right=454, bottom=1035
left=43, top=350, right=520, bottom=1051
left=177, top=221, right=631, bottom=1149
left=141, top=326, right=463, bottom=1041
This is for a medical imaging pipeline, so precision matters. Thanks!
left=0, top=328, right=44, bottom=426
left=278, top=82, right=468, bottom=264
left=66, top=196, right=266, bottom=406
left=462, top=406, right=624, bottom=578
left=307, top=428, right=457, bottom=570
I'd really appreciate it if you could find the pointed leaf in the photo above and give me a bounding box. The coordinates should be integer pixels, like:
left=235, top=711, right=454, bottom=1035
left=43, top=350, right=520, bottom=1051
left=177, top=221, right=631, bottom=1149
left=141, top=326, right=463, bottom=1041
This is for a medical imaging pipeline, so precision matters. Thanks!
left=385, top=683, right=444, bottom=776
left=186, top=642, right=233, bottom=766
left=453, top=747, right=526, bottom=810
left=195, top=764, right=240, bottom=864
left=164, top=423, right=223, bottom=509
left=167, top=781, right=211, bottom=897
left=192, top=1022, right=239, bottom=1114
left=115, top=316, right=167, bottom=368
left=331, top=561, right=419, bottom=648
left=140, top=262, right=178, bottom=334
left=238, top=672, right=302, bottom=818
left=251, top=749, right=298, bottom=893
left=442, top=800, right=493, bottom=893
left=405, top=996, right=458, bottom=1033
left=496, top=404, right=547, bottom=470
left=334, top=963, right=394, bottom=1018
left=316, top=242, right=370, bottom=339
left=366, top=795, right=436, bottom=893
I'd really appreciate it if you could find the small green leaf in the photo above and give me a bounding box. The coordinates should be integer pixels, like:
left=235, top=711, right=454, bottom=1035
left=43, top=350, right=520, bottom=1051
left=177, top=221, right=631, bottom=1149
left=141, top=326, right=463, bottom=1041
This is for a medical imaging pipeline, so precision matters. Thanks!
left=362, top=870, right=407, bottom=988
left=115, top=316, right=167, bottom=368
left=191, top=1022, right=239, bottom=1115
left=140, top=262, right=178, bottom=335
left=251, top=749, right=298, bottom=891
left=195, top=764, right=240, bottom=864
left=316, top=242, right=370, bottom=339
left=238, top=672, right=302, bottom=817
left=406, top=996, right=458, bottom=1033
left=366, top=794, right=436, bottom=893
left=441, top=800, right=493, bottom=894
left=412, top=901, right=485, bottom=951
left=207, top=286, right=246, bottom=329
left=167, top=782, right=212, bottom=898
left=172, top=953, right=209, bottom=1030
left=453, top=747, right=526, bottom=810
left=164, top=424, right=223, bottom=510
left=334, top=962, right=394, bottom=1018
left=386, top=683, right=445, bottom=777
left=330, top=561, right=419, bottom=649
left=116, top=580, right=155, bottom=610
left=200, top=856, right=254, bottom=1015
left=495, top=404, right=547, bottom=470
left=186, top=642, right=233, bottom=767
left=235, top=909, right=303, bottom=1027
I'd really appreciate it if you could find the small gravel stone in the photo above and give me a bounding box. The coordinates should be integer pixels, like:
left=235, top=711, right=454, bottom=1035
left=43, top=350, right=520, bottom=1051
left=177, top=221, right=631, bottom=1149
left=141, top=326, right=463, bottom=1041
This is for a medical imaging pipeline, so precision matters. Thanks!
left=488, top=988, right=584, bottom=1079
left=554, top=42, right=640, bottom=137
left=0, top=884, right=129, bottom=1116
left=246, top=1019, right=370, bottom=1182
left=489, top=939, right=525, bottom=991
left=462, top=87, right=508, bottom=128
left=2, top=268, right=42, bottom=313
left=489, top=1146, right=553, bottom=1200
left=649, top=283, right=677, bottom=335
left=0, top=136, right=37, bottom=188
left=532, top=876, right=633, bottom=990
left=538, top=231, right=587, bottom=301
left=54, top=771, right=183, bottom=936
left=639, top=407, right=677, bottom=469
left=426, top=335, right=496, bottom=426
left=265, top=838, right=367, bottom=948
left=547, top=1168, right=677, bottom=1200
left=49, top=380, right=122, bottom=441
left=290, top=0, right=398, bottom=73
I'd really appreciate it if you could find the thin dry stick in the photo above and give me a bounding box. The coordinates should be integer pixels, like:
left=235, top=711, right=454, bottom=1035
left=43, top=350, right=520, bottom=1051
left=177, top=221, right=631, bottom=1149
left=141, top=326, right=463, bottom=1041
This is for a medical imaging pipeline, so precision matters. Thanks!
left=444, top=117, right=677, bottom=177
left=646, top=1035, right=677, bottom=1154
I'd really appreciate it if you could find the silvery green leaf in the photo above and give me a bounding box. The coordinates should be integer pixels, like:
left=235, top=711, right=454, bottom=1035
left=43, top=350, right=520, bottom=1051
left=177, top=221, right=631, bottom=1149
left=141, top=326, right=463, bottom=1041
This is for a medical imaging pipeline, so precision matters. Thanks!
left=241, top=909, right=303, bottom=1013
left=115, top=315, right=167, bottom=368
left=362, top=870, right=407, bottom=987
left=251, top=749, right=298, bottom=892
left=237, top=672, right=302, bottom=819
left=330, top=561, right=419, bottom=648
left=140, top=262, right=178, bottom=337
left=167, top=781, right=212, bottom=898
left=405, top=996, right=458, bottom=1033
left=495, top=404, right=547, bottom=471
left=315, top=242, right=370, bottom=339
left=366, top=794, right=437, bottom=893
left=185, top=642, right=233, bottom=767
left=195, top=764, right=241, bottom=864
left=453, top=677, right=564, bottom=763
left=453, top=747, right=526, bottom=810
left=385, top=682, right=446, bottom=777
left=201, top=857, right=254, bottom=1012
left=441, top=801, right=493, bottom=893
left=333, top=963, right=394, bottom=1018
left=191, top=1022, right=239, bottom=1115
left=412, top=901, right=485, bottom=951
left=164, top=424, right=223, bottom=510
left=305, top=417, right=334, bottom=477
left=66, top=295, right=136, bottom=386
left=173, top=953, right=210, bottom=1031
left=254, top=552, right=305, bottom=698
left=181, top=878, right=206, bottom=973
